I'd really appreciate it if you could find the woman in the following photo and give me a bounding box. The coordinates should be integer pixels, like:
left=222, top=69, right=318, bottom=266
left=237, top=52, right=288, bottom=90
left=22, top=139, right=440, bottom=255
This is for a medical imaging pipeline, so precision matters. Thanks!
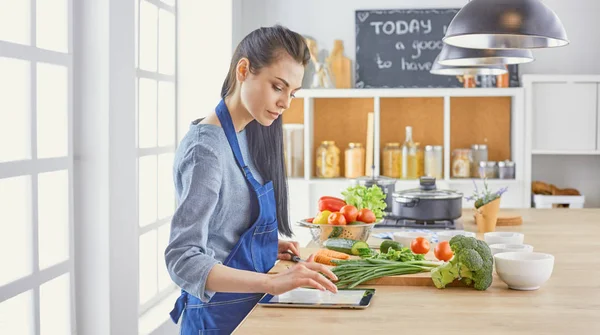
left=166, top=25, right=338, bottom=334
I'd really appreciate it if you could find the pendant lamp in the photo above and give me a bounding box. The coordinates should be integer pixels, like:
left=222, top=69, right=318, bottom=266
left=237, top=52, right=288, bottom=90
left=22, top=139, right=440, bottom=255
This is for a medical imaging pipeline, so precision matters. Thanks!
left=443, top=0, right=569, bottom=49
left=437, top=44, right=534, bottom=66
left=430, top=55, right=508, bottom=76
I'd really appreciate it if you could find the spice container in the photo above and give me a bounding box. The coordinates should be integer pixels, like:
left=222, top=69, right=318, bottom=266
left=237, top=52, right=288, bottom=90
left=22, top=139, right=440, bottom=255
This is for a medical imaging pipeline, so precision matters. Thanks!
left=283, top=124, right=304, bottom=178
left=479, top=161, right=498, bottom=178
left=315, top=141, right=340, bottom=178
left=424, top=145, right=443, bottom=179
left=471, top=144, right=488, bottom=177
left=345, top=142, right=365, bottom=178
left=452, top=148, right=472, bottom=178
left=382, top=142, right=402, bottom=178
left=498, top=160, right=516, bottom=179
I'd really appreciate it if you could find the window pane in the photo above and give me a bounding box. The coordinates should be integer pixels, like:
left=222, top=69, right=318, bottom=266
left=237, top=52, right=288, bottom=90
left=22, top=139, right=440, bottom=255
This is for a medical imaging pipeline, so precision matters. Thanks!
left=157, top=223, right=172, bottom=291
left=140, top=0, right=158, bottom=71
left=36, top=0, right=68, bottom=53
left=138, top=78, right=157, bottom=148
left=135, top=0, right=139, bottom=68
left=37, top=62, right=68, bottom=158
left=139, top=155, right=157, bottom=226
left=139, top=230, right=158, bottom=304
left=0, top=290, right=34, bottom=335
left=157, top=153, right=174, bottom=219
left=0, top=57, right=31, bottom=163
left=157, top=81, right=175, bottom=147
left=40, top=274, right=71, bottom=335
left=160, top=0, right=175, bottom=6
left=0, top=0, right=30, bottom=45
left=158, top=9, right=175, bottom=75
left=38, top=170, right=69, bottom=270
left=0, top=176, right=32, bottom=286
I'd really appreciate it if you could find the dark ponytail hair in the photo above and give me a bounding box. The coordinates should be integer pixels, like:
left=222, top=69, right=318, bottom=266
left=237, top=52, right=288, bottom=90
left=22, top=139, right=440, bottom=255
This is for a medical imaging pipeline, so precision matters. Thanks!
left=221, top=25, right=310, bottom=237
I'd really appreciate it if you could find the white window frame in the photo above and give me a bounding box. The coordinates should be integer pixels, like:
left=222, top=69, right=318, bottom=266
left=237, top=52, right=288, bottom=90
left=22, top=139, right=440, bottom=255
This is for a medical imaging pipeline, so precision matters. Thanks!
left=136, top=0, right=179, bottom=317
left=0, top=0, right=75, bottom=333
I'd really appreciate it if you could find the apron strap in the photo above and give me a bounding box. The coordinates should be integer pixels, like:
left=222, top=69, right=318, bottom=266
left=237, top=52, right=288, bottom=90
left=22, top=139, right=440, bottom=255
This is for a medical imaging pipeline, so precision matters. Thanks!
left=215, top=99, right=263, bottom=191
left=169, top=290, right=188, bottom=324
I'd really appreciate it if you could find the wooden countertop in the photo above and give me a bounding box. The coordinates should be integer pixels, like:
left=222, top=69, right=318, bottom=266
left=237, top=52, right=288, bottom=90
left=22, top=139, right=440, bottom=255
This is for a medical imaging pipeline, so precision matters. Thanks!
left=235, top=209, right=600, bottom=334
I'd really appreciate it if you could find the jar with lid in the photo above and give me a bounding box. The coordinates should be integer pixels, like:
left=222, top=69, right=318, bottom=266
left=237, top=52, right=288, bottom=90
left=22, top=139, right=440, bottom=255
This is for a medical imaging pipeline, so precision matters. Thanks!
left=498, top=160, right=516, bottom=179
left=316, top=141, right=340, bottom=178
left=452, top=148, right=472, bottom=178
left=345, top=142, right=365, bottom=178
left=382, top=142, right=402, bottom=178
left=471, top=144, right=488, bottom=177
left=478, top=161, right=498, bottom=179
left=415, top=144, right=424, bottom=178
left=424, top=145, right=443, bottom=179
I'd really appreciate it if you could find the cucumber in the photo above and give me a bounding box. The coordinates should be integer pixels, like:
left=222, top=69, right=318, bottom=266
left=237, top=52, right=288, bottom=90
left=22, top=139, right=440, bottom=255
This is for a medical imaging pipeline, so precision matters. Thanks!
left=324, top=238, right=370, bottom=256
left=380, top=240, right=403, bottom=253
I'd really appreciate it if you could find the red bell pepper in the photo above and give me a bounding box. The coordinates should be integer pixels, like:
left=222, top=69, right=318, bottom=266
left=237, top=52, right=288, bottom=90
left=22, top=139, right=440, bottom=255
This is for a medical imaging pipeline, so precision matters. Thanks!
left=318, top=196, right=346, bottom=212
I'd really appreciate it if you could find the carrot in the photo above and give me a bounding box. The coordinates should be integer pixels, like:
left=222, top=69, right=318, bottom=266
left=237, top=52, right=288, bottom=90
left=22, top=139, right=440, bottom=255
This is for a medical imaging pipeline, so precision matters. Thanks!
left=314, top=253, right=337, bottom=266
left=317, top=249, right=350, bottom=260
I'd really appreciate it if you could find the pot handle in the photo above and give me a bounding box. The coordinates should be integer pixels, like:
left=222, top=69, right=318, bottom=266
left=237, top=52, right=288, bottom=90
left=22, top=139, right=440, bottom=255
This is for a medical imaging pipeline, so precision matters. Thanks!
left=396, top=197, right=419, bottom=208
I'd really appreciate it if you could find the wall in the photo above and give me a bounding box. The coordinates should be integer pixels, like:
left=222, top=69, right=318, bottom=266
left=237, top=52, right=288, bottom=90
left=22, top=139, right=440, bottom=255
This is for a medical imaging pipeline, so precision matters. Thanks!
left=235, top=0, right=600, bottom=76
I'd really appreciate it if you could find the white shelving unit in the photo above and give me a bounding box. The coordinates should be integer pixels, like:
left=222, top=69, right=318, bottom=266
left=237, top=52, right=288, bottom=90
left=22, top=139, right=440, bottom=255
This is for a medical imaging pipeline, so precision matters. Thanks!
left=286, top=87, right=528, bottom=229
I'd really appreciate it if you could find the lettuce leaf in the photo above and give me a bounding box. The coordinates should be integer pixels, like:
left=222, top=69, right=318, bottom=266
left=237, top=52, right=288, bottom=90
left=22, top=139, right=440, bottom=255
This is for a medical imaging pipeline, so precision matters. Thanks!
left=341, top=185, right=387, bottom=220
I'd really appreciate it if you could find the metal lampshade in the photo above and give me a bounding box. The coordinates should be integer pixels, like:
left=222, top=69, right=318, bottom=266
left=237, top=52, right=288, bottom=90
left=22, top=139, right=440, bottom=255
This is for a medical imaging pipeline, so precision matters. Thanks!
left=437, top=44, right=534, bottom=66
left=430, top=55, right=508, bottom=76
left=443, top=0, right=569, bottom=49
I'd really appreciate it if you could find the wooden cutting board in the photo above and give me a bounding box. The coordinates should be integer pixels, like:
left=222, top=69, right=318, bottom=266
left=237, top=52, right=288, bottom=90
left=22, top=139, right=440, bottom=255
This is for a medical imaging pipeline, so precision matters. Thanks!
left=327, top=40, right=352, bottom=88
left=268, top=248, right=467, bottom=287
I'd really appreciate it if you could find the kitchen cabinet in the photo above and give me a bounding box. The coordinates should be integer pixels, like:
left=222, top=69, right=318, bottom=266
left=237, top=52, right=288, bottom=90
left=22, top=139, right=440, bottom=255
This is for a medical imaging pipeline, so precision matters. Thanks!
left=531, top=82, right=598, bottom=152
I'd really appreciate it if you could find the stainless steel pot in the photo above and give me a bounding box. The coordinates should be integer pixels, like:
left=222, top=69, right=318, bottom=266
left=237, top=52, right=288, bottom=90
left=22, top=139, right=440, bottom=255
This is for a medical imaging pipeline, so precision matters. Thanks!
left=392, top=177, right=463, bottom=221
left=353, top=175, right=396, bottom=215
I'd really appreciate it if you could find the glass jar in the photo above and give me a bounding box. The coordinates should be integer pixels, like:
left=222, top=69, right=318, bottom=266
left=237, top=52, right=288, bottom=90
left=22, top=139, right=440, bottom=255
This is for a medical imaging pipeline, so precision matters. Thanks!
left=283, top=124, right=304, bottom=178
left=415, top=144, right=424, bottom=178
left=498, top=160, right=516, bottom=179
left=471, top=144, right=488, bottom=177
left=424, top=145, right=443, bottom=179
left=316, top=141, right=340, bottom=178
left=452, top=148, right=472, bottom=178
left=345, top=142, right=365, bottom=178
left=478, top=161, right=498, bottom=179
left=382, top=142, right=402, bottom=178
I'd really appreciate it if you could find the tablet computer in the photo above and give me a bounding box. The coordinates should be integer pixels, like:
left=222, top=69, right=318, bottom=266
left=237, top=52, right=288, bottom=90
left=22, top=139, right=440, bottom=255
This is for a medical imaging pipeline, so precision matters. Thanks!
left=257, top=288, right=375, bottom=309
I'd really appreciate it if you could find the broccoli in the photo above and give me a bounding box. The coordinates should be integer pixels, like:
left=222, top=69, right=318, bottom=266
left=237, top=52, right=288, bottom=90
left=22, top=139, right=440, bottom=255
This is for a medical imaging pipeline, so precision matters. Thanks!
left=431, top=235, right=493, bottom=291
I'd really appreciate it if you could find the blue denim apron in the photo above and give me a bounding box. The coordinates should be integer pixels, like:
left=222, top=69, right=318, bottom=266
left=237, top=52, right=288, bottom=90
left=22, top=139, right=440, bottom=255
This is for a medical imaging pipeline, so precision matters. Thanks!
left=169, top=100, right=279, bottom=334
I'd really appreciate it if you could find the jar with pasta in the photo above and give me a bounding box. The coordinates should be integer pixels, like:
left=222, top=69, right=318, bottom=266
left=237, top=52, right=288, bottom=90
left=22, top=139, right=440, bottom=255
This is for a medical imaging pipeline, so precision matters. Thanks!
left=345, top=142, right=365, bottom=178
left=382, top=142, right=402, bottom=178
left=316, top=141, right=340, bottom=178
left=452, top=148, right=472, bottom=178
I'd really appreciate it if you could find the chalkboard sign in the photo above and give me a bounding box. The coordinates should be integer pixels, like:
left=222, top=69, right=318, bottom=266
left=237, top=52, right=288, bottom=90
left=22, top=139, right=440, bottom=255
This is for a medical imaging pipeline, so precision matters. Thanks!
left=355, top=9, right=519, bottom=88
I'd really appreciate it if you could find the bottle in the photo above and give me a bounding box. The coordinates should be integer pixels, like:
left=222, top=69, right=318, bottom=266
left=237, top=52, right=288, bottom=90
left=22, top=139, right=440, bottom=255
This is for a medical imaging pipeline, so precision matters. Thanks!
left=401, top=126, right=418, bottom=179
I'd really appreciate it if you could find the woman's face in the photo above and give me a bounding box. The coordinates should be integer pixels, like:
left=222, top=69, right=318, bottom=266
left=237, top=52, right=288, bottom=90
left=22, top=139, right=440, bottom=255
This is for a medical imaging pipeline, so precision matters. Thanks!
left=239, top=53, right=304, bottom=127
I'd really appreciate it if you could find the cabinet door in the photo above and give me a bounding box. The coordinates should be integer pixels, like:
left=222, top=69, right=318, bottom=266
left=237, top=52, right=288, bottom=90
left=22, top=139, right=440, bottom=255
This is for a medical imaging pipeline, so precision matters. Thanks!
left=532, top=83, right=597, bottom=151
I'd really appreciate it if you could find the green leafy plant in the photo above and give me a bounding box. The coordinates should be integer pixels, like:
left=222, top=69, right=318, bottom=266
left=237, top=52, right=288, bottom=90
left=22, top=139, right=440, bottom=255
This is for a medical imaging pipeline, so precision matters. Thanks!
left=466, top=178, right=508, bottom=209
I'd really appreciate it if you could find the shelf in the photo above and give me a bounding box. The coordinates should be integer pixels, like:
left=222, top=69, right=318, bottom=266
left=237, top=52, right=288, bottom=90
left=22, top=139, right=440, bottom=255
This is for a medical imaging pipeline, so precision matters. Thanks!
left=447, top=179, right=520, bottom=185
left=531, top=150, right=600, bottom=155
left=295, top=88, right=523, bottom=99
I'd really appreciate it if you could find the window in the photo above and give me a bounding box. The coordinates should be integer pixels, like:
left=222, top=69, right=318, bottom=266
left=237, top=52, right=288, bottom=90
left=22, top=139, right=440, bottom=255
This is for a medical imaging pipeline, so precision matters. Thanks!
left=135, top=0, right=178, bottom=316
left=0, top=0, right=73, bottom=334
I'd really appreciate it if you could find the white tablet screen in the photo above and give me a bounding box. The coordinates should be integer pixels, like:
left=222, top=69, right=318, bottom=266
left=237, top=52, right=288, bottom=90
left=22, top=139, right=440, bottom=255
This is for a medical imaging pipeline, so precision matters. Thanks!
left=271, top=288, right=367, bottom=305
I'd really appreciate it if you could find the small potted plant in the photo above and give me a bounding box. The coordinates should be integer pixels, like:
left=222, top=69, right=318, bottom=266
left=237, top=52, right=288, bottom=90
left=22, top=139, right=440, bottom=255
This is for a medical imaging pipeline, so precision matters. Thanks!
left=466, top=179, right=508, bottom=233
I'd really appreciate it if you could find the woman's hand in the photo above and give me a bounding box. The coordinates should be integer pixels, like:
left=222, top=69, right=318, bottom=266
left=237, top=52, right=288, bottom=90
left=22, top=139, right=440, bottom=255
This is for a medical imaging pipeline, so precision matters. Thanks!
left=265, top=254, right=338, bottom=295
left=277, top=240, right=300, bottom=260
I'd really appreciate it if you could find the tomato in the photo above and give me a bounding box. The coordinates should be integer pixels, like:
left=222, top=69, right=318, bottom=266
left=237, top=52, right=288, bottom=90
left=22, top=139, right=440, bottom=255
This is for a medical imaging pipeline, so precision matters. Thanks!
left=339, top=205, right=359, bottom=223
left=318, top=196, right=346, bottom=212
left=434, top=241, right=454, bottom=261
left=410, top=237, right=431, bottom=254
left=357, top=208, right=376, bottom=224
left=327, top=212, right=347, bottom=225
left=306, top=217, right=314, bottom=223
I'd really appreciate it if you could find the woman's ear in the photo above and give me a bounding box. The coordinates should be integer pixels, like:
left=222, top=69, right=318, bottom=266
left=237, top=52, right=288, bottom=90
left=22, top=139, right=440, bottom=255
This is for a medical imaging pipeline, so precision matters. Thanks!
left=236, top=58, right=250, bottom=82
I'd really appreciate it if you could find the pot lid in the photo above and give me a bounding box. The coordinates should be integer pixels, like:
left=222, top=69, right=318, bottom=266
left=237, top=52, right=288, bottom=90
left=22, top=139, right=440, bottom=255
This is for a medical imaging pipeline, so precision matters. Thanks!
left=354, top=175, right=396, bottom=186
left=392, top=176, right=462, bottom=200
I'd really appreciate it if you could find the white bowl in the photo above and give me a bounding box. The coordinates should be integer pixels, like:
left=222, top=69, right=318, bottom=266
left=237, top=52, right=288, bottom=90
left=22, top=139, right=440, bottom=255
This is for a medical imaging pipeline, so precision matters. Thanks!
left=489, top=243, right=533, bottom=256
left=484, top=232, right=524, bottom=245
left=437, top=231, right=476, bottom=243
left=392, top=232, right=432, bottom=248
left=494, top=252, right=554, bottom=290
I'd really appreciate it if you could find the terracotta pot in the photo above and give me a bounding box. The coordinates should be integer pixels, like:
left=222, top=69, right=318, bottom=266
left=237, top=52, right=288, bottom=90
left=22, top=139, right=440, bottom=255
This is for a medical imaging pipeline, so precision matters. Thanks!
left=475, top=198, right=501, bottom=233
